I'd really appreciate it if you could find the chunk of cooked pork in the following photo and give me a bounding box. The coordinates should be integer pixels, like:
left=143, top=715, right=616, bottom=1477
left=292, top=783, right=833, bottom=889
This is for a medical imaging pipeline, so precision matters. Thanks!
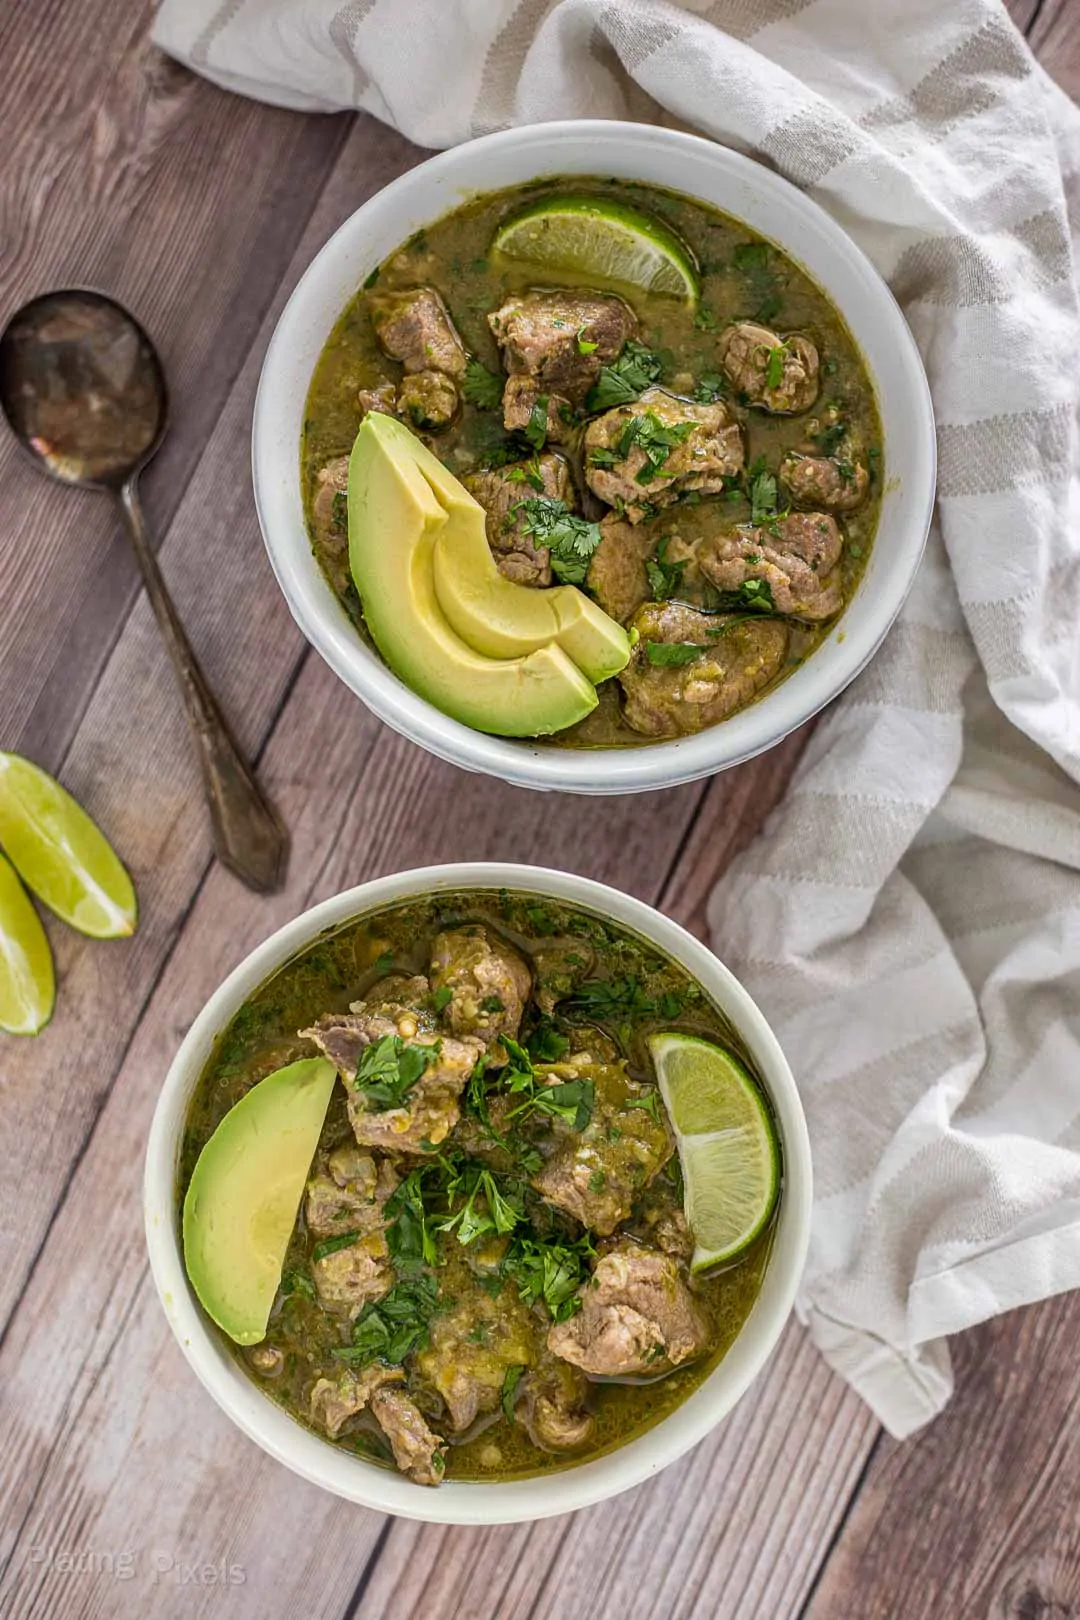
left=429, top=925, right=531, bottom=1061
left=619, top=601, right=789, bottom=738
left=528, top=1060, right=672, bottom=1235
left=306, top=1149, right=398, bottom=1318
left=357, top=381, right=398, bottom=420
left=301, top=975, right=483, bottom=1151
left=396, top=369, right=459, bottom=430
left=718, top=323, right=819, bottom=413
left=311, top=456, right=350, bottom=562
left=415, top=1254, right=538, bottom=1432
left=463, top=453, right=575, bottom=588
left=547, top=1241, right=711, bottom=1377
left=309, top=1362, right=403, bottom=1439
left=780, top=450, right=868, bottom=511
left=488, top=289, right=637, bottom=422
left=697, top=511, right=843, bottom=622
left=586, top=515, right=658, bottom=624
left=369, top=287, right=467, bottom=378
left=584, top=387, right=744, bottom=522
left=517, top=1354, right=595, bottom=1453
left=369, top=1387, right=447, bottom=1486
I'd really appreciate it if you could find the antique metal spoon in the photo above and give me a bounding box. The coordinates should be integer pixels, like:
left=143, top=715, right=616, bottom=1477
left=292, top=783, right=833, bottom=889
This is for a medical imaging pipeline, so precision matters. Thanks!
left=0, top=288, right=289, bottom=894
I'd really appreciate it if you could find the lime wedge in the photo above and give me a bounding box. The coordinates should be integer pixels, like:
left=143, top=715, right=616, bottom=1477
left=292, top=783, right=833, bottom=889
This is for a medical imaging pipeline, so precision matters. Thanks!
left=0, top=753, right=137, bottom=939
left=0, top=849, right=55, bottom=1036
left=649, top=1032, right=779, bottom=1272
left=492, top=197, right=700, bottom=303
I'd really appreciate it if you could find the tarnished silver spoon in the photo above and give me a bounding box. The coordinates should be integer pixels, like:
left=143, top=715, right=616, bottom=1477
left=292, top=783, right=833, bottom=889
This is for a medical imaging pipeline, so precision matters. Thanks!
left=0, top=288, right=289, bottom=894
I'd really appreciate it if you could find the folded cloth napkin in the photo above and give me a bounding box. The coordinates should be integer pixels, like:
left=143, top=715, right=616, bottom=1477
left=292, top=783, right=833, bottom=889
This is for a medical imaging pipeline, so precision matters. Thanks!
left=154, top=0, right=1080, bottom=1438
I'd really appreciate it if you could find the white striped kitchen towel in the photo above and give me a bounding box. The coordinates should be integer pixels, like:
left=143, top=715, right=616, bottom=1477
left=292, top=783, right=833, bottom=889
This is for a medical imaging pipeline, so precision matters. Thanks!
left=153, top=0, right=1080, bottom=1438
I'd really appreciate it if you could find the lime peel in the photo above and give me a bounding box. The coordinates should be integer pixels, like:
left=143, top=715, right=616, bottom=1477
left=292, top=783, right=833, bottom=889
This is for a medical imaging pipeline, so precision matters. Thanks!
left=492, top=196, right=700, bottom=304
left=649, top=1031, right=779, bottom=1271
left=0, top=849, right=55, bottom=1036
left=0, top=753, right=137, bottom=940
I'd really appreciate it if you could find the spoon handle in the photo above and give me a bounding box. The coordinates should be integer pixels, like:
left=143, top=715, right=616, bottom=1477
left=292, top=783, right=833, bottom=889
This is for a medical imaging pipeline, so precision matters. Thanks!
left=117, top=478, right=290, bottom=894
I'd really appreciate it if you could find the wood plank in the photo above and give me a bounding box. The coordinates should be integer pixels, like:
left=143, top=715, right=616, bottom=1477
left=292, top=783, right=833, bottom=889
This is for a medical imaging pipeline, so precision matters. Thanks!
left=0, top=118, right=421, bottom=1334
left=0, top=0, right=353, bottom=769
left=1029, top=0, right=1080, bottom=99
left=803, top=1291, right=1080, bottom=1619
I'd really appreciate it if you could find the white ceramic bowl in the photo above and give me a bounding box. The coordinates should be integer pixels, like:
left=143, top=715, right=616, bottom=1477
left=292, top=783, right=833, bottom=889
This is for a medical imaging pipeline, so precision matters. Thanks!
left=254, top=121, right=934, bottom=795
left=145, top=863, right=811, bottom=1524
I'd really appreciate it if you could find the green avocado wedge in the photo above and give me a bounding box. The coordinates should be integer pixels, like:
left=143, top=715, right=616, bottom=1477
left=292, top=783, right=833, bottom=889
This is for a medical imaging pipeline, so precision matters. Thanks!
left=347, top=414, right=599, bottom=737
left=414, top=436, right=630, bottom=682
left=182, top=1056, right=337, bottom=1345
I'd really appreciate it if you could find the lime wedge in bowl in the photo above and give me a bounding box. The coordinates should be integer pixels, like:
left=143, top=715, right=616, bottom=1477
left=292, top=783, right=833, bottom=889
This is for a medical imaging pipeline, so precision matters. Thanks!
left=492, top=196, right=700, bottom=303
left=649, top=1031, right=780, bottom=1272
left=0, top=849, right=55, bottom=1036
left=0, top=753, right=137, bottom=939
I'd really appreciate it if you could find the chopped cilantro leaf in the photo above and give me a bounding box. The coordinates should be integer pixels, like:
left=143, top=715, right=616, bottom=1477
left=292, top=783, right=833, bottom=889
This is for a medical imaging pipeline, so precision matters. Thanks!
left=615, top=412, right=694, bottom=485
left=331, top=491, right=348, bottom=534
left=625, top=1091, right=663, bottom=1124
left=502, top=1363, right=526, bottom=1421
left=644, top=640, right=707, bottom=667
left=462, top=358, right=504, bottom=411
left=645, top=534, right=688, bottom=602
left=524, top=394, right=549, bottom=449
left=513, top=497, right=602, bottom=585
left=584, top=340, right=663, bottom=412
left=431, top=985, right=453, bottom=1013
left=354, top=1034, right=439, bottom=1112
left=765, top=345, right=786, bottom=390
left=334, top=1274, right=439, bottom=1367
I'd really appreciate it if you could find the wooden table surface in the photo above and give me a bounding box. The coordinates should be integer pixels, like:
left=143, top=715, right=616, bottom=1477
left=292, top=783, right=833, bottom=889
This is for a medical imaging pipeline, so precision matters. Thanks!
left=2, top=4, right=1079, bottom=1617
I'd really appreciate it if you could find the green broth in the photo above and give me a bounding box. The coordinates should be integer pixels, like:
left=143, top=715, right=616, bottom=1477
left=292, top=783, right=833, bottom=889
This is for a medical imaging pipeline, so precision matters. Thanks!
left=301, top=177, right=882, bottom=743
left=181, top=890, right=779, bottom=1483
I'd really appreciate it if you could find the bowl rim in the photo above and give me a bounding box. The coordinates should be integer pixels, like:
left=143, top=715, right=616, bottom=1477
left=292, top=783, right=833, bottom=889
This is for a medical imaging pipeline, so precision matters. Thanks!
left=252, top=118, right=936, bottom=796
left=144, top=862, right=812, bottom=1525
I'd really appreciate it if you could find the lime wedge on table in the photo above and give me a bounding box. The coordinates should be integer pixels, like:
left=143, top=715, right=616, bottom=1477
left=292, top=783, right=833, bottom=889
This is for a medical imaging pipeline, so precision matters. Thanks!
left=493, top=197, right=700, bottom=303
left=649, top=1032, right=779, bottom=1272
left=0, top=849, right=55, bottom=1036
left=0, top=753, right=137, bottom=939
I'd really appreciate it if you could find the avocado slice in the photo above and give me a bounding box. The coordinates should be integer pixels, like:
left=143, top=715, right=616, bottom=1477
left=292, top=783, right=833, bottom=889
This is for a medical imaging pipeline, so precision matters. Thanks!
left=182, top=1057, right=337, bottom=1345
left=412, top=439, right=630, bottom=682
left=348, top=415, right=599, bottom=737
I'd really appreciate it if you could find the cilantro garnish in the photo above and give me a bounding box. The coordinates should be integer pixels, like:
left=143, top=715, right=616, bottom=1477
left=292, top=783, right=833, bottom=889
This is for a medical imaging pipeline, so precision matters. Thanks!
left=333, top=1274, right=439, bottom=1367
left=810, top=419, right=849, bottom=457
left=584, top=340, right=663, bottom=412
left=765, top=345, right=786, bottom=390
left=558, top=976, right=656, bottom=1020
left=502, top=1363, right=526, bottom=1421
left=646, top=534, right=688, bottom=602
left=524, top=394, right=549, bottom=450
left=693, top=372, right=726, bottom=404
left=513, top=497, right=602, bottom=585
left=644, top=641, right=707, bottom=668
left=615, top=412, right=694, bottom=485
left=462, top=358, right=504, bottom=411
left=354, top=1034, right=440, bottom=1112
left=331, top=491, right=348, bottom=534
left=502, top=1233, right=593, bottom=1322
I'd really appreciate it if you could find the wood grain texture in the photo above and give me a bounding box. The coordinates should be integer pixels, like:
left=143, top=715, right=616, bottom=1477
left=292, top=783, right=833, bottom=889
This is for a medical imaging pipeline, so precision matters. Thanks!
left=803, top=1291, right=1080, bottom=1620
left=1030, top=0, right=1080, bottom=98
left=1, top=1, right=1078, bottom=1618
left=0, top=0, right=351, bottom=768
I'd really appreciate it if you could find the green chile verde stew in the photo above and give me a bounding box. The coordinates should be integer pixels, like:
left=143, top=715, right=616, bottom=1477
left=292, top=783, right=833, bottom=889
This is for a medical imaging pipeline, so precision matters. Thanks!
left=181, top=892, right=780, bottom=1487
left=302, top=178, right=882, bottom=746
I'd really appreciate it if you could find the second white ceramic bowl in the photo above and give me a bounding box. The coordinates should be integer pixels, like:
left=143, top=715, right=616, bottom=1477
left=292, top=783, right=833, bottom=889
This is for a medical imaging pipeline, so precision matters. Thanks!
left=253, top=121, right=935, bottom=794
left=145, top=863, right=812, bottom=1525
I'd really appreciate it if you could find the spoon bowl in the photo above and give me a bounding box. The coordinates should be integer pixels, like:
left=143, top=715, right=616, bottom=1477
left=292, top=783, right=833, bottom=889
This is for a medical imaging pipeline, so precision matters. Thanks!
left=0, top=289, right=167, bottom=488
